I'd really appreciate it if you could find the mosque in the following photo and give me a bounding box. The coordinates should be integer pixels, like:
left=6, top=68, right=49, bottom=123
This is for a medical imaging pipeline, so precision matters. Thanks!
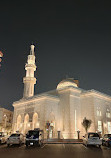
left=12, top=45, right=111, bottom=139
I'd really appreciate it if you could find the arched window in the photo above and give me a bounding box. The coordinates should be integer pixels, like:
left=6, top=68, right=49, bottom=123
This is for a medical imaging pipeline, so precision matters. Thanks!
left=49, top=112, right=55, bottom=125
left=32, top=113, right=38, bottom=129
left=97, top=107, right=102, bottom=116
left=24, top=114, right=29, bottom=133
left=107, top=122, right=111, bottom=133
left=48, top=112, right=55, bottom=138
left=106, top=109, right=111, bottom=118
left=17, top=115, right=22, bottom=131
left=24, top=114, right=29, bottom=123
left=98, top=121, right=102, bottom=133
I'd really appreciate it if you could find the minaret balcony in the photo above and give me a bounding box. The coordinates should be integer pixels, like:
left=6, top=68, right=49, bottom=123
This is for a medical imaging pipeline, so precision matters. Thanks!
left=23, top=77, right=36, bottom=84
left=25, top=64, right=36, bottom=71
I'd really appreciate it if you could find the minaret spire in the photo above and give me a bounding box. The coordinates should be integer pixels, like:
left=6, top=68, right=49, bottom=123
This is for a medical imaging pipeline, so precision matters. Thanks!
left=30, top=44, right=35, bottom=55
left=23, top=44, right=37, bottom=98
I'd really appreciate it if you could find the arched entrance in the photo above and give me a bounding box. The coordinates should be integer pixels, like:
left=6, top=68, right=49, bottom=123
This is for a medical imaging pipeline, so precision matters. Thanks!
left=17, top=115, right=22, bottom=132
left=48, top=112, right=55, bottom=138
left=32, top=113, right=38, bottom=129
left=24, top=114, right=29, bottom=134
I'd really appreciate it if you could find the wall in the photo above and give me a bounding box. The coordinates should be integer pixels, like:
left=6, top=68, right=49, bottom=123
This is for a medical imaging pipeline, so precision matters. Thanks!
left=81, top=94, right=95, bottom=136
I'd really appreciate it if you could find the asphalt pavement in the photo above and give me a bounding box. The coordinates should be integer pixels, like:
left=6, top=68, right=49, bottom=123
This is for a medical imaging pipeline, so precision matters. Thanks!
left=0, top=144, right=111, bottom=158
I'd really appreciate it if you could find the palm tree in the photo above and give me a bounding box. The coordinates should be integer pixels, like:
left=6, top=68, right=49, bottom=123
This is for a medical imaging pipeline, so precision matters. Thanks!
left=82, top=117, right=92, bottom=133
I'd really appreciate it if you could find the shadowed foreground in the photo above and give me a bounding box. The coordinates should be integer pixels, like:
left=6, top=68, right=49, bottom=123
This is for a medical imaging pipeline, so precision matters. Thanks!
left=0, top=144, right=111, bottom=158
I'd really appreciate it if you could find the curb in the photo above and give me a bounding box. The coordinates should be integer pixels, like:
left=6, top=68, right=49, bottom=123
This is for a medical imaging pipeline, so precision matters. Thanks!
left=44, top=142, right=83, bottom=144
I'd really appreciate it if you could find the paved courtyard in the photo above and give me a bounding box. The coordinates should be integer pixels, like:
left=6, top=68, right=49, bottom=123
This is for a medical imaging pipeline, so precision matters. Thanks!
left=0, top=144, right=111, bottom=158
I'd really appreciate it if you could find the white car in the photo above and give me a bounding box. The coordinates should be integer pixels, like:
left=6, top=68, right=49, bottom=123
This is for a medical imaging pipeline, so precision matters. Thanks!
left=83, top=132, right=102, bottom=147
left=7, top=133, right=24, bottom=147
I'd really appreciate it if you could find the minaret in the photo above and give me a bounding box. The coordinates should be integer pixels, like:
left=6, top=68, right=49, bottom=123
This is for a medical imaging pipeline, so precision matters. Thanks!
left=23, top=45, right=36, bottom=98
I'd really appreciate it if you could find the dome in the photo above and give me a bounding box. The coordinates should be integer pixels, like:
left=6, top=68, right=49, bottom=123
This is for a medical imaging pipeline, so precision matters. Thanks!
left=57, top=78, right=78, bottom=90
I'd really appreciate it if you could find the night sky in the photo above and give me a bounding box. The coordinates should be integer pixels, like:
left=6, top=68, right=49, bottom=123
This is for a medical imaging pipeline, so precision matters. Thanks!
left=0, top=0, right=111, bottom=111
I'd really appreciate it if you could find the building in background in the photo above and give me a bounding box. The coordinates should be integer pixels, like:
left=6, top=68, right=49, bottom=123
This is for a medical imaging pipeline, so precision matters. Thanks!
left=0, top=51, right=3, bottom=68
left=0, top=108, right=13, bottom=134
left=12, top=45, right=111, bottom=139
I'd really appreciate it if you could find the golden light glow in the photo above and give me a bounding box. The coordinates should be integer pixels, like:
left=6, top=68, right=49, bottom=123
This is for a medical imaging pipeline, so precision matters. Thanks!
left=13, top=95, right=59, bottom=107
left=81, top=91, right=111, bottom=101
left=57, top=81, right=77, bottom=90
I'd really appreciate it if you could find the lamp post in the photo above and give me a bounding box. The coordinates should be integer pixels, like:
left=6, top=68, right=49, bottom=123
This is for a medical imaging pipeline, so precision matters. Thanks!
left=57, top=131, right=61, bottom=139
left=77, top=129, right=80, bottom=140
left=46, top=121, right=50, bottom=139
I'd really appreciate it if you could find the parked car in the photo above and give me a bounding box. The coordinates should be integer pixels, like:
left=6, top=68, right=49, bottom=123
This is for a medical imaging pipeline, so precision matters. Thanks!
left=83, top=132, right=102, bottom=147
left=0, top=132, right=7, bottom=144
left=7, top=133, right=24, bottom=147
left=102, top=134, right=111, bottom=147
left=25, top=128, right=44, bottom=147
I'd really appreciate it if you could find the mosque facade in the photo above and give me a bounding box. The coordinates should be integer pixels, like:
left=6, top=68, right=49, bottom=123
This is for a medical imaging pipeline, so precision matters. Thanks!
left=12, top=45, right=111, bottom=139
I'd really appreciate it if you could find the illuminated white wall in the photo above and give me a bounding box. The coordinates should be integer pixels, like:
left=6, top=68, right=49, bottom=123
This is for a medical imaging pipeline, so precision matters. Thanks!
left=13, top=87, right=111, bottom=138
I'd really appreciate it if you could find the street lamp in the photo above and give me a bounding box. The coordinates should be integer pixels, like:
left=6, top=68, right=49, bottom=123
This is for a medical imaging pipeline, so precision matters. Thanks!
left=77, top=129, right=80, bottom=139
left=57, top=128, right=61, bottom=139
left=57, top=131, right=61, bottom=139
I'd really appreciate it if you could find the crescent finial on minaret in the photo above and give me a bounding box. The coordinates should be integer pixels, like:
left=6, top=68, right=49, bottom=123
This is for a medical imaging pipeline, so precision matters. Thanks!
left=30, top=44, right=35, bottom=55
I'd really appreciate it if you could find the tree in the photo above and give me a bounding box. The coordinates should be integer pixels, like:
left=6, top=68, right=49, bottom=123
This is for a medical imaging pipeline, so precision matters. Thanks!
left=82, top=117, right=92, bottom=133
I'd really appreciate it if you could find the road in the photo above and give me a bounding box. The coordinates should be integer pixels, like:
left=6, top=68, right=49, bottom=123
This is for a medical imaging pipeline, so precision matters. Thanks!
left=0, top=144, right=111, bottom=158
